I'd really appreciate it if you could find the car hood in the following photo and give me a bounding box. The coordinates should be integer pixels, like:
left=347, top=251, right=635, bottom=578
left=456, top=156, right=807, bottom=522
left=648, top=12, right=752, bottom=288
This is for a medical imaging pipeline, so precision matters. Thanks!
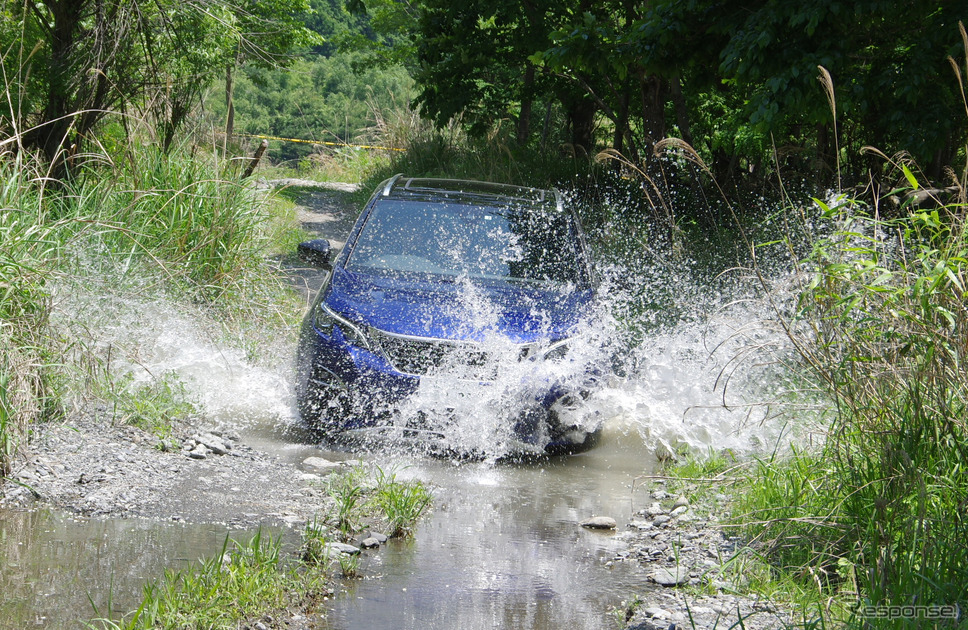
left=323, top=268, right=593, bottom=343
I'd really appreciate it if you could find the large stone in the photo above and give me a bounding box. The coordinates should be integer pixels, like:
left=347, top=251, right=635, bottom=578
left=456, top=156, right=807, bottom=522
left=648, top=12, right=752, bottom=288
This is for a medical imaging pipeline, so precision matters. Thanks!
left=194, top=433, right=229, bottom=455
left=580, top=516, right=617, bottom=530
left=302, top=457, right=343, bottom=475
left=187, top=445, right=209, bottom=460
left=325, top=542, right=361, bottom=556
left=652, top=567, right=689, bottom=586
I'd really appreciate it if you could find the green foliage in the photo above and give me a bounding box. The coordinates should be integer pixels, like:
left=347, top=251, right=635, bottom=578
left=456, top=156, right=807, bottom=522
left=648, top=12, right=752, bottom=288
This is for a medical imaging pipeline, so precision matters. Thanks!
left=336, top=0, right=419, bottom=69
left=400, top=0, right=967, bottom=187
left=95, top=371, right=196, bottom=444
left=318, top=463, right=432, bottom=540
left=0, top=158, right=63, bottom=473
left=3, top=0, right=319, bottom=168
left=734, top=449, right=846, bottom=581
left=219, top=52, right=413, bottom=162
left=88, top=530, right=331, bottom=630
left=373, top=466, right=432, bottom=538
left=735, top=183, right=968, bottom=622
left=324, top=464, right=369, bottom=536
left=109, top=149, right=267, bottom=299
left=799, top=191, right=968, bottom=609
left=0, top=141, right=307, bottom=472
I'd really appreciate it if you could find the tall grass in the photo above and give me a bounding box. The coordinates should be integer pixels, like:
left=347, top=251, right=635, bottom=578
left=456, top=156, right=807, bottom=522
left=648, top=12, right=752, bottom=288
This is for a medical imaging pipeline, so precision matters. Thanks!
left=732, top=35, right=968, bottom=625
left=793, top=187, right=967, bottom=614
left=0, top=139, right=305, bottom=475
left=0, top=156, right=60, bottom=473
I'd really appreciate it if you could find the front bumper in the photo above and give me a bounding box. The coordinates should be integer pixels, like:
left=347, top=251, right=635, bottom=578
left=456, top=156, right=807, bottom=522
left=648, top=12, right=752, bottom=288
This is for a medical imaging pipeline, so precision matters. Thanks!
left=295, top=324, right=602, bottom=455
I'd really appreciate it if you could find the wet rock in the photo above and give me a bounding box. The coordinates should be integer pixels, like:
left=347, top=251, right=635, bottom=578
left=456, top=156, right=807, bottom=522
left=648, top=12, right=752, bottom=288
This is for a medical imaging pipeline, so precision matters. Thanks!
left=652, top=567, right=689, bottom=586
left=360, top=537, right=380, bottom=549
left=580, top=516, right=617, bottom=530
left=369, top=532, right=388, bottom=543
left=302, top=456, right=342, bottom=475
left=326, top=542, right=361, bottom=556
left=194, top=433, right=229, bottom=455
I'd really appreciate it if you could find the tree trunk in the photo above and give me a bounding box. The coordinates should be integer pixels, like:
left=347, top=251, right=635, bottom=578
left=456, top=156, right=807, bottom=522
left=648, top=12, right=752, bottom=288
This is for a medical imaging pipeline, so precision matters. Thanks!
left=669, top=73, right=693, bottom=148
left=27, top=0, right=86, bottom=176
left=566, top=98, right=596, bottom=157
left=516, top=63, right=535, bottom=146
left=638, top=72, right=666, bottom=163
left=613, top=90, right=629, bottom=155
left=225, top=64, right=235, bottom=149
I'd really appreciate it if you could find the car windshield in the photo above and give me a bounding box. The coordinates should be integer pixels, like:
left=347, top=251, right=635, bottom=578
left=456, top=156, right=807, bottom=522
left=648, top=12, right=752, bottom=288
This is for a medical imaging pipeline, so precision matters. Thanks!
left=345, top=200, right=590, bottom=287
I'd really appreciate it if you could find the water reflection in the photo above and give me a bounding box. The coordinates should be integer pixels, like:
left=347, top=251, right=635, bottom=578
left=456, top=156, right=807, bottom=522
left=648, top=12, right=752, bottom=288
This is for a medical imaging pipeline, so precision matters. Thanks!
left=324, top=445, right=657, bottom=630
left=0, top=509, right=256, bottom=629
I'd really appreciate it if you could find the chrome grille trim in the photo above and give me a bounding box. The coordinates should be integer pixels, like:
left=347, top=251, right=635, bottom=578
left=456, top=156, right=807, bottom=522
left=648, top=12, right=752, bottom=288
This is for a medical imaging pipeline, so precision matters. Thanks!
left=373, top=330, right=538, bottom=379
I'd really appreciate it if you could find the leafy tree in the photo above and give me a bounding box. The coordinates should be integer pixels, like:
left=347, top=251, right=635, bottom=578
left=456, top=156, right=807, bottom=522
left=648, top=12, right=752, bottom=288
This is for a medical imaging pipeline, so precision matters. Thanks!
left=402, top=0, right=965, bottom=186
left=225, top=51, right=413, bottom=161
left=586, top=0, right=965, bottom=183
left=341, top=0, right=420, bottom=70
left=3, top=0, right=317, bottom=175
left=412, top=0, right=599, bottom=153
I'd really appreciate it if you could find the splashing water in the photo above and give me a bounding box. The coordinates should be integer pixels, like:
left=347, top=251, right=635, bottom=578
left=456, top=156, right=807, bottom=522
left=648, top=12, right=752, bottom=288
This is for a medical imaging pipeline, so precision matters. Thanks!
left=53, top=277, right=295, bottom=431
left=55, top=222, right=818, bottom=463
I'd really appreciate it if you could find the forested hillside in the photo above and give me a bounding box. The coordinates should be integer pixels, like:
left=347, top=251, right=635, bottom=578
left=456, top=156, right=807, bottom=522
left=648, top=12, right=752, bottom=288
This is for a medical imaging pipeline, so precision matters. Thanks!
left=3, top=1, right=964, bottom=190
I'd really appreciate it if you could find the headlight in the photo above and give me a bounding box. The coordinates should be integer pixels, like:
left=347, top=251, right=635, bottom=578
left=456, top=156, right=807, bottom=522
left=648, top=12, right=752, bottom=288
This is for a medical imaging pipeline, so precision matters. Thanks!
left=313, top=304, right=371, bottom=349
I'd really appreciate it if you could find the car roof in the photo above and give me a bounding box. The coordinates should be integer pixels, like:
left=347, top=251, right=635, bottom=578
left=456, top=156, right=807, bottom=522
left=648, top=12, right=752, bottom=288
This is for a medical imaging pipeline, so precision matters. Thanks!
left=379, top=175, right=564, bottom=213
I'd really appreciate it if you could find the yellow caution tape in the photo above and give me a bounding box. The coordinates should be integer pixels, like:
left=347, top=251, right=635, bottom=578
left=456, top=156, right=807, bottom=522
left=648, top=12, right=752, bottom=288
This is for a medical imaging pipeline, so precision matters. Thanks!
left=236, top=133, right=405, bottom=152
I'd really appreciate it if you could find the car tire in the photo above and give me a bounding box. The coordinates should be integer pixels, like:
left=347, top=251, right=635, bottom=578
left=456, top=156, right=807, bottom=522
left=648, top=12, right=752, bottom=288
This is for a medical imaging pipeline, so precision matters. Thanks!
left=545, top=392, right=602, bottom=455
left=297, top=379, right=349, bottom=438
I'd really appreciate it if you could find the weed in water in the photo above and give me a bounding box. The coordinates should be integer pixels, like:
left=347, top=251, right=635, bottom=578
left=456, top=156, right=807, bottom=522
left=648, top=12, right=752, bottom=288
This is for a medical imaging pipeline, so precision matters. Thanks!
left=324, top=464, right=369, bottom=537
left=373, top=465, right=432, bottom=538
left=86, top=530, right=331, bottom=630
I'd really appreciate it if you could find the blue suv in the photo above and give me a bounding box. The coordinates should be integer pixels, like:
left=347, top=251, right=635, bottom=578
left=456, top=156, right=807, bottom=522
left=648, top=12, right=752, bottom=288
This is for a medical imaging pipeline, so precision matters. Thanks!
left=294, top=175, right=603, bottom=456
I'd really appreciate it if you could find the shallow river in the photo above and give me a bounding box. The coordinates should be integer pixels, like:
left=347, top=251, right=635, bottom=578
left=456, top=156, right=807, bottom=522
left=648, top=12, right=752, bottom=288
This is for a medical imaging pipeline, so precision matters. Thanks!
left=1, top=425, right=659, bottom=630
left=0, top=187, right=791, bottom=628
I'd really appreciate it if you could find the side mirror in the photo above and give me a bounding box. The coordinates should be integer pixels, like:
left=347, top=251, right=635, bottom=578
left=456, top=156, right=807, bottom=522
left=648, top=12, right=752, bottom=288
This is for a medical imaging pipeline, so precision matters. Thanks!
left=298, top=239, right=332, bottom=268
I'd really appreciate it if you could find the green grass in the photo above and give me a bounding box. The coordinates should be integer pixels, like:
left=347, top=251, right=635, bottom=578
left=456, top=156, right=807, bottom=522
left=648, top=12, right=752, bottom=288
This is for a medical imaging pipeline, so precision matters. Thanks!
left=0, top=142, right=309, bottom=475
left=0, top=157, right=62, bottom=473
left=373, top=465, right=432, bottom=538
left=87, top=464, right=433, bottom=628
left=87, top=530, right=332, bottom=630
left=720, top=185, right=968, bottom=627
left=317, top=463, right=433, bottom=541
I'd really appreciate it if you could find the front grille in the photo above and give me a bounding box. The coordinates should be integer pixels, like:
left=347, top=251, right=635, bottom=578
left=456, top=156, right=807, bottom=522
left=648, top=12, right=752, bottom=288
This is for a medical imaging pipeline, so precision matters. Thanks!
left=376, top=332, right=498, bottom=380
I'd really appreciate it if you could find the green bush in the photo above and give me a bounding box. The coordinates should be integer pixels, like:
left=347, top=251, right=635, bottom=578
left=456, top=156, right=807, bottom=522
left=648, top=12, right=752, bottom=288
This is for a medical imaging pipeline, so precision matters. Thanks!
left=741, top=183, right=968, bottom=624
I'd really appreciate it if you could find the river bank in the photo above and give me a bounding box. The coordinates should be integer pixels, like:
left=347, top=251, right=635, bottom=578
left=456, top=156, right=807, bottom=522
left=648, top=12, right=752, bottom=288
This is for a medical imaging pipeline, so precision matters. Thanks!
left=1, top=410, right=796, bottom=630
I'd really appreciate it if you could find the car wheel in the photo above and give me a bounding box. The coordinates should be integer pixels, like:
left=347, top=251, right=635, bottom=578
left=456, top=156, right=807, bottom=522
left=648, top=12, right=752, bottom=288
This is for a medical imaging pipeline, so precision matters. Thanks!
left=545, top=392, right=602, bottom=454
left=297, top=378, right=349, bottom=437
